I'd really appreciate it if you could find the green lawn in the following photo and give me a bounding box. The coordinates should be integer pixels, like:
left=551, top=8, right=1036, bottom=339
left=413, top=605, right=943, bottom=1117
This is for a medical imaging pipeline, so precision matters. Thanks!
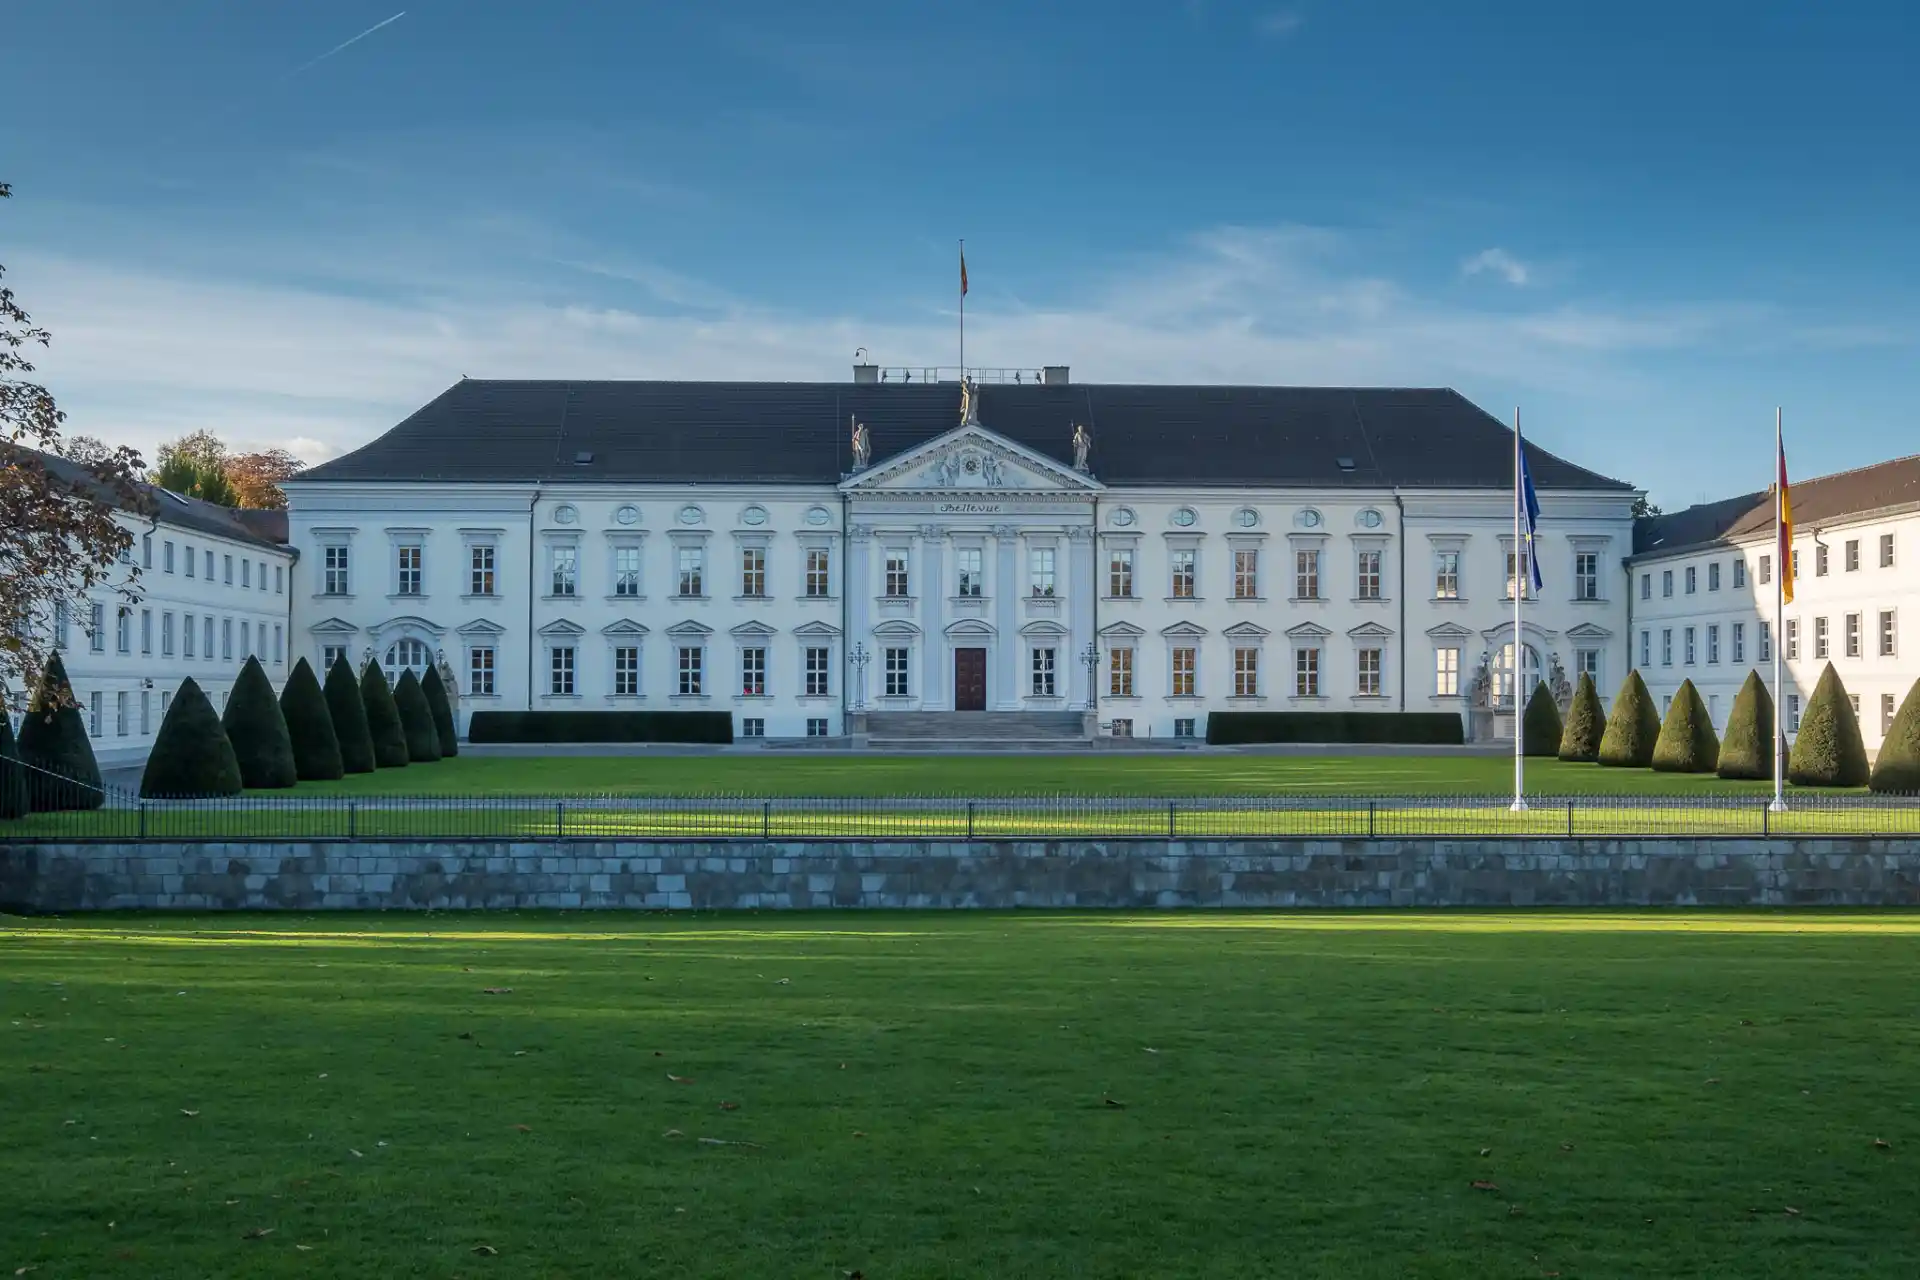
left=5, top=913, right=1919, bottom=1277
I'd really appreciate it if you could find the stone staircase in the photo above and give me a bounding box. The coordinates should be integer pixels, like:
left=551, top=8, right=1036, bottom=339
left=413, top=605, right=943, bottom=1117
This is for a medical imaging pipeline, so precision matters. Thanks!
left=865, top=710, right=1088, bottom=750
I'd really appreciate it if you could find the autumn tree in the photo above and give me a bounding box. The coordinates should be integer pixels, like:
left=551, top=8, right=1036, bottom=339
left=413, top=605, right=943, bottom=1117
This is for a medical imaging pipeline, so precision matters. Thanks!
left=224, top=448, right=304, bottom=509
left=152, top=430, right=235, bottom=505
left=1, top=181, right=150, bottom=708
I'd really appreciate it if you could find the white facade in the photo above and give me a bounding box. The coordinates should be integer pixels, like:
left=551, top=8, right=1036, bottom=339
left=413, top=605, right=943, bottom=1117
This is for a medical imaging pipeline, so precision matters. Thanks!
left=282, top=419, right=1637, bottom=739
left=1631, top=508, right=1917, bottom=751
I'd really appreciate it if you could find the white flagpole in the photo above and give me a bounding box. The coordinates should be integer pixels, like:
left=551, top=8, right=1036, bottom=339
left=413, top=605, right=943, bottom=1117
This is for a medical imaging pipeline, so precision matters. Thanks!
left=1771, top=406, right=1787, bottom=813
left=1511, top=408, right=1527, bottom=812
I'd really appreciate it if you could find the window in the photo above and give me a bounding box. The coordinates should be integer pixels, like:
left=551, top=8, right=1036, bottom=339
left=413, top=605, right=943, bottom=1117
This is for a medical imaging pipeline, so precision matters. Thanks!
left=884, top=647, right=909, bottom=697
left=1786, top=619, right=1799, bottom=660
left=242, top=559, right=252, bottom=589
left=1881, top=610, right=1897, bottom=657
left=1788, top=693, right=1802, bottom=732
left=1881, top=533, right=1896, bottom=568
left=957, top=548, right=983, bottom=597
left=1109, top=647, right=1134, bottom=698
left=141, top=533, right=152, bottom=569
left=161, top=691, right=173, bottom=719
left=88, top=691, right=101, bottom=737
left=1031, top=647, right=1057, bottom=697
left=1170, top=549, right=1196, bottom=599
left=1845, top=539, right=1859, bottom=572
left=275, top=565, right=284, bottom=594
left=1707, top=694, right=1718, bottom=725
left=551, top=546, right=579, bottom=597
left=1706, top=625, right=1719, bottom=664
left=1845, top=613, right=1861, bottom=658
left=116, top=607, right=131, bottom=654
left=116, top=691, right=128, bottom=737
left=1639, top=572, right=1651, bottom=601
left=322, top=644, right=345, bottom=672
left=1436, top=552, right=1462, bottom=599
left=1172, top=646, right=1196, bottom=697
left=1708, top=562, right=1720, bottom=591
left=1733, top=560, right=1746, bottom=588
left=53, top=600, right=69, bottom=651
left=1684, top=626, right=1696, bottom=665
left=1234, top=550, right=1260, bottom=599
left=222, top=618, right=233, bottom=661
left=396, top=544, right=422, bottom=595
left=1294, top=647, right=1320, bottom=697
left=614, top=646, right=640, bottom=697
left=163, top=540, right=175, bottom=574
left=1435, top=647, right=1460, bottom=697
left=1173, top=718, right=1197, bottom=739
left=1684, top=566, right=1696, bottom=594
left=599, top=545, right=636, bottom=598
left=1662, top=569, right=1673, bottom=597
left=323, top=546, right=350, bottom=595
left=185, top=546, right=196, bottom=578
left=1661, top=629, right=1672, bottom=666
left=1663, top=694, right=1673, bottom=716
left=1108, top=548, right=1134, bottom=598
left=740, top=647, right=766, bottom=696
left=183, top=613, right=196, bottom=659
left=203, top=549, right=214, bottom=579
left=549, top=646, right=576, bottom=696
left=1731, top=622, right=1744, bottom=664
left=1576, top=648, right=1600, bottom=683
left=386, top=641, right=427, bottom=677
left=1356, top=550, right=1382, bottom=600
left=258, top=560, right=267, bottom=592
left=1494, top=644, right=1541, bottom=707
left=806, top=548, right=832, bottom=598
left=224, top=554, right=234, bottom=585
left=1850, top=693, right=1861, bottom=718
left=140, top=608, right=153, bottom=656
left=1294, top=549, right=1320, bottom=599
left=741, top=718, right=765, bottom=739
left=90, top=603, right=104, bottom=653
left=202, top=616, right=214, bottom=660
left=677, top=647, right=704, bottom=696
left=140, top=691, right=150, bottom=736
left=884, top=548, right=910, bottom=597
left=1030, top=547, right=1056, bottom=597
left=807, top=717, right=830, bottom=738
left=1505, top=550, right=1533, bottom=600
left=1816, top=544, right=1828, bottom=576
left=1885, top=694, right=1898, bottom=736
left=161, top=611, right=175, bottom=657
left=1233, top=648, right=1259, bottom=697
left=469, top=647, right=496, bottom=697
left=1356, top=648, right=1382, bottom=697
left=741, top=547, right=766, bottom=597
left=1814, top=616, right=1829, bottom=660
left=805, top=647, right=830, bottom=697
left=246, top=620, right=257, bottom=659
left=1640, top=630, right=1650, bottom=667
left=470, top=545, right=497, bottom=596
left=1759, top=555, right=1771, bottom=585
left=1575, top=552, right=1600, bottom=601
left=1759, top=621, right=1772, bottom=662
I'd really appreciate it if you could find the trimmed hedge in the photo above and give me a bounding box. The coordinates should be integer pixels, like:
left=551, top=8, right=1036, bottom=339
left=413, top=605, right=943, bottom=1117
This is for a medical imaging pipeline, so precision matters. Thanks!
left=393, top=669, right=442, bottom=763
left=17, top=651, right=105, bottom=811
left=141, top=678, right=243, bottom=798
left=1597, top=670, right=1660, bottom=768
left=422, top=665, right=459, bottom=757
left=1558, top=672, right=1607, bottom=762
left=222, top=655, right=298, bottom=789
left=1717, top=670, right=1776, bottom=781
left=467, top=711, right=736, bottom=745
left=279, top=657, right=344, bottom=781
left=1521, top=682, right=1563, bottom=757
left=0, top=709, right=28, bottom=821
left=324, top=655, right=376, bottom=774
left=1788, top=663, right=1870, bottom=788
left=359, top=659, right=411, bottom=768
left=1203, top=711, right=1465, bottom=746
left=1870, top=677, right=1920, bottom=794
left=1652, top=679, right=1720, bottom=773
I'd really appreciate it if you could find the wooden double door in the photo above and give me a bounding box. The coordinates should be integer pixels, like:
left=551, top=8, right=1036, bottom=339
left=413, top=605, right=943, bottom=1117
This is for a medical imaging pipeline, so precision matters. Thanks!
left=953, top=648, right=988, bottom=711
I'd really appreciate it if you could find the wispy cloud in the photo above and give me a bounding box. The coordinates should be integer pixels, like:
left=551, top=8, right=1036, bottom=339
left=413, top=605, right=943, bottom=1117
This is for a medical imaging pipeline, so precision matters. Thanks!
left=287, top=10, right=407, bottom=78
left=1257, top=9, right=1304, bottom=38
left=1461, top=247, right=1532, bottom=286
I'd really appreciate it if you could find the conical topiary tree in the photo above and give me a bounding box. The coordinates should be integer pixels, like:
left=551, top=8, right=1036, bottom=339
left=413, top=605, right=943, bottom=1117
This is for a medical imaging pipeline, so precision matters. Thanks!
left=1870, top=677, right=1920, bottom=794
left=1788, top=663, right=1870, bottom=788
left=359, top=659, right=410, bottom=768
left=1717, top=670, right=1776, bottom=781
left=0, top=710, right=29, bottom=821
left=1597, top=670, right=1661, bottom=768
left=17, top=651, right=105, bottom=811
left=324, top=655, right=376, bottom=774
left=1522, top=680, right=1563, bottom=757
left=393, top=669, right=441, bottom=763
left=221, top=655, right=297, bottom=789
left=1652, top=678, right=1720, bottom=773
left=1558, top=671, right=1607, bottom=762
left=421, top=665, right=459, bottom=758
left=140, top=678, right=243, bottom=798
left=278, top=658, right=343, bottom=781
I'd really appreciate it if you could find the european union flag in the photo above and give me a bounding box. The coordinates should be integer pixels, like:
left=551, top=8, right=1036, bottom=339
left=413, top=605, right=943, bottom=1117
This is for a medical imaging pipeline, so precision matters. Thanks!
left=1518, top=440, right=1545, bottom=593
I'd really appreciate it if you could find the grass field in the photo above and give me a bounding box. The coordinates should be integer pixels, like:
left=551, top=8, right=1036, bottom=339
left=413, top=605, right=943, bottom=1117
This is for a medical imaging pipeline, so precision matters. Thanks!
left=5, top=913, right=1919, bottom=1278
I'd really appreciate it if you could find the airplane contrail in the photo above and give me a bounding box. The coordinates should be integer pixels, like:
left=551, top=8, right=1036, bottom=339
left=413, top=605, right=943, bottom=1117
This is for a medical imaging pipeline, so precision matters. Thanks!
left=287, top=10, right=407, bottom=77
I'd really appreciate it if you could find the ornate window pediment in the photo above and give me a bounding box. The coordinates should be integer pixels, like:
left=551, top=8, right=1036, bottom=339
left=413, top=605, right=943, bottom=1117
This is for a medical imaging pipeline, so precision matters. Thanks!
left=1285, top=621, right=1332, bottom=640
left=536, top=618, right=585, bottom=637
left=601, top=619, right=650, bottom=637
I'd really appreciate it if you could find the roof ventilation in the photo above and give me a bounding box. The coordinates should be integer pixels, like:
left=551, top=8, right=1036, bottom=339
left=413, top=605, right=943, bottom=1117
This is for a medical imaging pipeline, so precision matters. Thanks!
left=573, top=451, right=595, bottom=465
left=1336, top=456, right=1357, bottom=472
left=853, top=362, right=880, bottom=384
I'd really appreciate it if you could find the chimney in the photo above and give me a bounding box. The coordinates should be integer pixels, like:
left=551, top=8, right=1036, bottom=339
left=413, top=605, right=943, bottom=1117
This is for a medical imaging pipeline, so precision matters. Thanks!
left=1042, top=365, right=1070, bottom=386
left=852, top=362, right=880, bottom=384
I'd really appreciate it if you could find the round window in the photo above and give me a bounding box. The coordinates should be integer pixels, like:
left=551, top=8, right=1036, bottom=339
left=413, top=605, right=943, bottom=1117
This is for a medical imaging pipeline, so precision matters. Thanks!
left=1358, top=508, right=1384, bottom=529
left=1234, top=508, right=1259, bottom=528
left=805, top=507, right=831, bottom=527
left=614, top=505, right=639, bottom=526
left=741, top=505, right=768, bottom=526
left=1296, top=508, right=1323, bottom=529
left=1111, top=507, right=1137, bottom=527
left=553, top=504, right=578, bottom=525
left=1171, top=507, right=1198, bottom=528
left=677, top=505, right=704, bottom=525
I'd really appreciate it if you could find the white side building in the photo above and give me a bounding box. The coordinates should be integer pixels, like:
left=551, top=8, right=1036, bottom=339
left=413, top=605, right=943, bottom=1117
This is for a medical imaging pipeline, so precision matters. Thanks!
left=1629, top=454, right=1920, bottom=751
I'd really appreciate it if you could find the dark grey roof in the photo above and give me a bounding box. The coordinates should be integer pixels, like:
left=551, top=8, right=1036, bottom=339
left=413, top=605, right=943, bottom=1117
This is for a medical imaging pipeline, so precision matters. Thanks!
left=298, top=380, right=1635, bottom=492
left=5, top=446, right=290, bottom=551
left=1633, top=454, right=1920, bottom=558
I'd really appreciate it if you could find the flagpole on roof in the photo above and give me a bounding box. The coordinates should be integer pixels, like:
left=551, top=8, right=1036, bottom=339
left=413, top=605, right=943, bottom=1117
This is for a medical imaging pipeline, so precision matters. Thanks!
left=958, top=239, right=967, bottom=382
left=1511, top=407, right=1528, bottom=813
left=1771, top=406, right=1789, bottom=813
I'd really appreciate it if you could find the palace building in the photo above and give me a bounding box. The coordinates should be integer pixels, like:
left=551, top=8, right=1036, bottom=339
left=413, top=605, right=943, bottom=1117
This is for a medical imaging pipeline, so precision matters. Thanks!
left=280, top=365, right=1640, bottom=743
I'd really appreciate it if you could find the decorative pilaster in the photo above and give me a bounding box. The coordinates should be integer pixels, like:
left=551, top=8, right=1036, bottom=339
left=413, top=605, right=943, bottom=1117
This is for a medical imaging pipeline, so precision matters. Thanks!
left=1067, top=525, right=1095, bottom=710
left=993, top=524, right=1020, bottom=709
left=847, top=524, right=874, bottom=700
left=919, top=525, right=947, bottom=708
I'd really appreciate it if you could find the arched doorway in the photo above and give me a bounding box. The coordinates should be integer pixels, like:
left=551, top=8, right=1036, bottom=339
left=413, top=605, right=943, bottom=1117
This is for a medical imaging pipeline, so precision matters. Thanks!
left=1493, top=642, right=1542, bottom=708
left=384, top=636, right=432, bottom=678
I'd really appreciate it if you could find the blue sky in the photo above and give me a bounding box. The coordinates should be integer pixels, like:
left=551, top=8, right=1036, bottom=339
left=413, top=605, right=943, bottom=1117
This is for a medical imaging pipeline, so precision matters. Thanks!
left=6, top=1, right=1916, bottom=506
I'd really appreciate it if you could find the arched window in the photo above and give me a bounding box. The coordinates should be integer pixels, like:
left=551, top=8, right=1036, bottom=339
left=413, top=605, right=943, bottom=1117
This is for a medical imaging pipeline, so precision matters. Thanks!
left=385, top=637, right=431, bottom=676
left=1493, top=642, right=1542, bottom=708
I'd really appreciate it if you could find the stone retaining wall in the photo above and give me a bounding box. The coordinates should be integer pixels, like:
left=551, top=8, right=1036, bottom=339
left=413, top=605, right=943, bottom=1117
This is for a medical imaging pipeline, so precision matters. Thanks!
left=4, top=839, right=1920, bottom=911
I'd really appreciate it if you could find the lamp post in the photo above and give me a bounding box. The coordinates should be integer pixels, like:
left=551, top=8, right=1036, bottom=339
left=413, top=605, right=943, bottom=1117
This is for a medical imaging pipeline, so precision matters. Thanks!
left=1081, top=642, right=1100, bottom=712
left=849, top=642, right=870, bottom=711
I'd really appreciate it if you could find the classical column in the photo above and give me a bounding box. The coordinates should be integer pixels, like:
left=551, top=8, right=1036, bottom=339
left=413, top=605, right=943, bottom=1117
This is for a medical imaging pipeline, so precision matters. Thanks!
left=847, top=525, right=873, bottom=707
left=1067, top=524, right=1095, bottom=710
left=993, top=524, right=1020, bottom=710
left=919, top=525, right=947, bottom=709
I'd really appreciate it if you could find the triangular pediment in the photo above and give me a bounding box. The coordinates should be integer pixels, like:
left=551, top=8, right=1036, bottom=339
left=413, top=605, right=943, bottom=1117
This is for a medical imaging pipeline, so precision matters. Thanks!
left=1285, top=622, right=1332, bottom=640
left=537, top=618, right=585, bottom=637
left=309, top=617, right=358, bottom=635
left=1566, top=622, right=1613, bottom=640
left=1223, top=621, right=1271, bottom=640
left=1347, top=621, right=1395, bottom=639
left=601, top=619, right=650, bottom=637
left=841, top=423, right=1104, bottom=495
left=1425, top=621, right=1474, bottom=640
left=457, top=619, right=507, bottom=637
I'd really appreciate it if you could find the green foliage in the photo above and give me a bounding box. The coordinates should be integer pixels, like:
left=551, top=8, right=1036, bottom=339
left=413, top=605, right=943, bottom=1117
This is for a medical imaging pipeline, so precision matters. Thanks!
left=392, top=669, right=441, bottom=763
left=278, top=658, right=343, bottom=782
left=17, top=651, right=104, bottom=811
left=1558, top=672, right=1607, bottom=762
left=1596, top=670, right=1661, bottom=768
left=220, top=656, right=297, bottom=789
left=359, top=659, right=410, bottom=768
left=1870, top=678, right=1920, bottom=794
left=140, top=678, right=243, bottom=798
left=324, top=655, right=376, bottom=774
left=1203, top=712, right=1465, bottom=746
left=1522, top=681, right=1563, bottom=757
left=467, top=711, right=736, bottom=745
left=1788, top=664, right=1871, bottom=788
left=0, top=708, right=29, bottom=820
left=1652, top=680, right=1720, bottom=773
left=421, top=665, right=458, bottom=757
left=1716, top=671, right=1776, bottom=781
